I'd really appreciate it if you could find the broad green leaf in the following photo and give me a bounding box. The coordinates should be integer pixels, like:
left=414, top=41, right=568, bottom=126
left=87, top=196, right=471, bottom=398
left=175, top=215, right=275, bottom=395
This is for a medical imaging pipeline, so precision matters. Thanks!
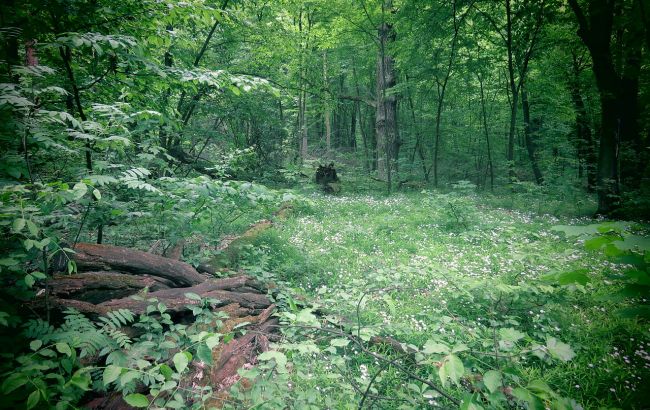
left=185, top=292, right=202, bottom=301
left=546, top=338, right=575, bottom=362
left=55, top=342, right=72, bottom=357
left=330, top=338, right=350, bottom=347
left=551, top=224, right=599, bottom=237
left=2, top=373, right=28, bottom=394
left=26, top=220, right=38, bottom=236
left=422, top=339, right=449, bottom=355
left=124, top=393, right=149, bottom=408
left=24, top=274, right=35, bottom=287
left=197, top=343, right=213, bottom=365
left=499, top=328, right=525, bottom=342
left=206, top=335, right=220, bottom=349
left=296, top=308, right=318, bottom=325
left=26, top=390, right=40, bottom=410
left=12, top=218, right=25, bottom=233
left=30, top=339, right=43, bottom=351
left=439, top=354, right=464, bottom=386
left=103, top=365, right=122, bottom=385
left=173, top=351, right=189, bottom=373
left=483, top=370, right=502, bottom=393
left=614, top=235, right=650, bottom=252
left=120, top=370, right=140, bottom=385
left=527, top=379, right=553, bottom=398
left=159, top=364, right=173, bottom=380
left=258, top=350, right=287, bottom=368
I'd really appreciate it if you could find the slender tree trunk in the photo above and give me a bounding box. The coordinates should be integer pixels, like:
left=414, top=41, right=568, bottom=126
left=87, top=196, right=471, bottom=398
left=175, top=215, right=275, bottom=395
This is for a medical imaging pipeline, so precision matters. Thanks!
left=323, top=51, right=331, bottom=152
left=568, top=53, right=597, bottom=190
left=59, top=46, right=92, bottom=173
left=521, top=87, right=543, bottom=184
left=505, top=0, right=518, bottom=182
left=350, top=101, right=357, bottom=149
left=375, top=2, right=398, bottom=191
left=301, top=92, right=308, bottom=159
left=431, top=0, right=461, bottom=188
left=477, top=73, right=494, bottom=190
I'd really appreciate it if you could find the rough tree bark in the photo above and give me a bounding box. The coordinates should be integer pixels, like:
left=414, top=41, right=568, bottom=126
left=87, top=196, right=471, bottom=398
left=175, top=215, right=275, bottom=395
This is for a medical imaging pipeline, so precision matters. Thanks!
left=568, top=0, right=645, bottom=214
left=72, top=243, right=207, bottom=287
left=521, top=86, right=544, bottom=184
left=375, top=0, right=398, bottom=191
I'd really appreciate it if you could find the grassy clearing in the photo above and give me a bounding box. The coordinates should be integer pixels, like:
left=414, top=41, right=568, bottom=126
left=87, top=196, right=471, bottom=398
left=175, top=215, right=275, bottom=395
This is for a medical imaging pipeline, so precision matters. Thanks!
left=235, top=187, right=648, bottom=409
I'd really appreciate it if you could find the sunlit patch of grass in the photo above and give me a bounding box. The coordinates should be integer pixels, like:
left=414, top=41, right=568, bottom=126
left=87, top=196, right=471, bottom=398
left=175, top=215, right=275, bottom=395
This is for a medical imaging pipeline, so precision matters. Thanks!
left=245, top=190, right=648, bottom=408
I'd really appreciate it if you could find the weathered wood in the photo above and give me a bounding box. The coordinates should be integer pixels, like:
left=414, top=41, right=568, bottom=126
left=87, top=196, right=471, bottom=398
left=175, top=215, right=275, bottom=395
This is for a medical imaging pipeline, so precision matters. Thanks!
left=72, top=243, right=206, bottom=287
left=98, top=286, right=271, bottom=314
left=48, top=272, right=170, bottom=304
left=210, top=305, right=278, bottom=392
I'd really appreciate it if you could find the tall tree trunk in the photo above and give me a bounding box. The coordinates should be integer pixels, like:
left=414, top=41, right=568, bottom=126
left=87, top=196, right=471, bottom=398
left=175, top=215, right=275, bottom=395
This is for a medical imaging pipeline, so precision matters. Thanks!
left=350, top=101, right=357, bottom=149
left=375, top=2, right=398, bottom=191
left=477, top=73, right=494, bottom=190
left=431, top=0, right=462, bottom=187
left=301, top=92, right=308, bottom=159
left=521, top=87, right=544, bottom=184
left=568, top=52, right=597, bottom=190
left=505, top=0, right=518, bottom=182
left=323, top=51, right=331, bottom=152
left=568, top=0, right=644, bottom=214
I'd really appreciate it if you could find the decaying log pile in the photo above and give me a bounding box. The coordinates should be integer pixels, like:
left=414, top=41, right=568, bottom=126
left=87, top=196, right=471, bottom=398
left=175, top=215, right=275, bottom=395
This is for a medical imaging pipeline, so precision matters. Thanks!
left=38, top=225, right=285, bottom=408
left=36, top=206, right=295, bottom=408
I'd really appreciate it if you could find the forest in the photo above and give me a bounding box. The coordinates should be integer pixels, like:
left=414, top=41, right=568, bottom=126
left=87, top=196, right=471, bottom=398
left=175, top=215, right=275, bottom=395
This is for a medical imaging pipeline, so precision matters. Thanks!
left=0, top=0, right=649, bottom=408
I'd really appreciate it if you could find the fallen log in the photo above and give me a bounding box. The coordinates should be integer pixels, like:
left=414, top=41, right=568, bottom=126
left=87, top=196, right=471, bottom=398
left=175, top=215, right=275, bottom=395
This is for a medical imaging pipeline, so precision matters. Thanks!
left=72, top=243, right=207, bottom=287
left=98, top=288, right=271, bottom=314
left=48, top=272, right=171, bottom=304
left=208, top=304, right=278, bottom=395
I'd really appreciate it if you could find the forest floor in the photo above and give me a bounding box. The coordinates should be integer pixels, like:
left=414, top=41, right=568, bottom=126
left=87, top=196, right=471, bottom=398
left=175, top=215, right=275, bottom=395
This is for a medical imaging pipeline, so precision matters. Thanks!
left=242, top=188, right=649, bottom=409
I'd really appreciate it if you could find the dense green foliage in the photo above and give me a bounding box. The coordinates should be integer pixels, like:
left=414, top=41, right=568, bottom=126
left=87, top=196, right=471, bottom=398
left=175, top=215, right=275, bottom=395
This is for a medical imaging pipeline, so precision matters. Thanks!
left=1, top=0, right=649, bottom=408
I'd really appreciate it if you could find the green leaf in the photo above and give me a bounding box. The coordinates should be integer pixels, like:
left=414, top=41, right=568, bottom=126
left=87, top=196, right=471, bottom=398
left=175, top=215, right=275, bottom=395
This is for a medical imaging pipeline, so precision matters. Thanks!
left=185, top=292, right=202, bottom=301
left=72, top=182, right=88, bottom=200
left=69, top=370, right=91, bottom=391
left=30, top=339, right=43, bottom=351
left=2, top=373, right=28, bottom=394
left=26, top=220, right=38, bottom=236
left=24, top=274, right=35, bottom=287
left=330, top=338, right=350, bottom=347
left=546, top=338, right=575, bottom=362
left=422, top=339, right=449, bottom=355
left=258, top=350, right=287, bottom=369
left=159, top=364, right=173, bottom=380
left=12, top=218, right=25, bottom=233
left=124, top=393, right=149, bottom=408
left=26, top=390, right=40, bottom=410
left=527, top=379, right=553, bottom=398
left=206, top=335, right=220, bottom=349
left=439, top=354, right=464, bottom=386
left=120, top=370, right=140, bottom=385
left=296, top=308, right=318, bottom=325
left=103, top=365, right=122, bottom=385
left=584, top=235, right=613, bottom=251
left=173, top=351, right=189, bottom=373
left=197, top=343, right=213, bottom=365
left=614, top=235, right=650, bottom=252
left=483, top=370, right=502, bottom=393
left=499, top=328, right=525, bottom=342
left=452, top=343, right=469, bottom=353
left=93, top=189, right=102, bottom=200
left=551, top=224, right=600, bottom=237
left=542, top=269, right=591, bottom=285
left=557, top=269, right=590, bottom=285
left=55, top=342, right=72, bottom=357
